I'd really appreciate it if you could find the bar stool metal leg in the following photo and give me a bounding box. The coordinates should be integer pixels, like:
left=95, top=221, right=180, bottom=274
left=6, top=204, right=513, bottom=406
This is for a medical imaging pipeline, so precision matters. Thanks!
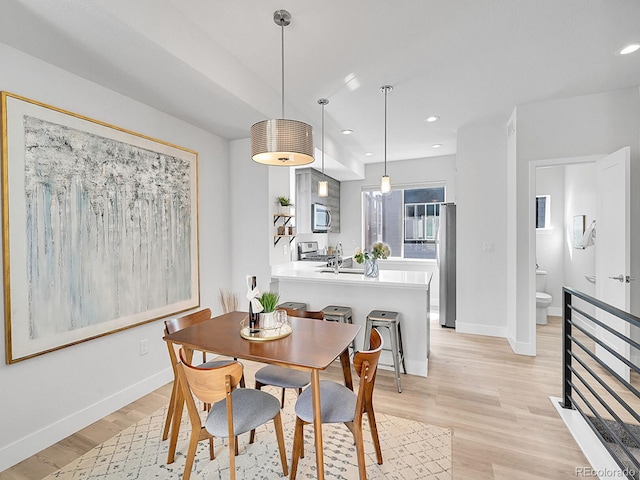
left=388, top=322, right=402, bottom=393
left=397, top=321, right=407, bottom=375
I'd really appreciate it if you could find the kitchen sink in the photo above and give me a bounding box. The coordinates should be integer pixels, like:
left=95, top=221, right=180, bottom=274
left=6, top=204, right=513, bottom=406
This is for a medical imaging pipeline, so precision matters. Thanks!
left=318, top=267, right=365, bottom=275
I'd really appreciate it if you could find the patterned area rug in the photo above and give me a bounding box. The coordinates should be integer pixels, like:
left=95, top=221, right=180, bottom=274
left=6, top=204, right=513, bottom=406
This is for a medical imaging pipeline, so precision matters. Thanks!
left=44, top=387, right=451, bottom=479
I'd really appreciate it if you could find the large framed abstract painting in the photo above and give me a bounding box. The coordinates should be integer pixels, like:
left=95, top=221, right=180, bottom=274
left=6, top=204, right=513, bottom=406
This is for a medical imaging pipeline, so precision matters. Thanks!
left=1, top=92, right=200, bottom=363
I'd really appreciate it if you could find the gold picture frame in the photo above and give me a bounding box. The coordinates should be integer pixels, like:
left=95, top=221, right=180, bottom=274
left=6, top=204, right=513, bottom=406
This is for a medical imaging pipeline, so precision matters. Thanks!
left=2, top=92, right=200, bottom=363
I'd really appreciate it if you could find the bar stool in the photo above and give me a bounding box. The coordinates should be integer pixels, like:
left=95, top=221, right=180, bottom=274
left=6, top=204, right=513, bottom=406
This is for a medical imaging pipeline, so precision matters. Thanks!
left=322, top=305, right=356, bottom=354
left=364, top=310, right=406, bottom=393
left=277, top=302, right=307, bottom=311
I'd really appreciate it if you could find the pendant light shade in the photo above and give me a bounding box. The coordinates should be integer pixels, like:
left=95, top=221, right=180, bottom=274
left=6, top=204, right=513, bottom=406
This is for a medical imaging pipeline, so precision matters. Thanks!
left=251, top=119, right=314, bottom=165
left=380, top=85, right=393, bottom=194
left=318, top=179, right=329, bottom=197
left=251, top=10, right=314, bottom=166
left=380, top=175, right=391, bottom=194
left=318, top=98, right=329, bottom=197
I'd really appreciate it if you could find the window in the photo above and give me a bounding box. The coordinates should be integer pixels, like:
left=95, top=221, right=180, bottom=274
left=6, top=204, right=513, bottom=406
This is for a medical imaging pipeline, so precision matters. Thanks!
left=536, top=195, right=550, bottom=229
left=362, top=186, right=445, bottom=259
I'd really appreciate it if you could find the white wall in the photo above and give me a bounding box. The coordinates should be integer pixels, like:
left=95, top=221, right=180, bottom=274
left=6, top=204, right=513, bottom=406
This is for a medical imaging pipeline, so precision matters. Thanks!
left=229, top=138, right=271, bottom=301
left=456, top=121, right=509, bottom=337
left=563, top=163, right=596, bottom=297
left=536, top=165, right=565, bottom=313
left=563, top=162, right=597, bottom=327
left=0, top=44, right=231, bottom=470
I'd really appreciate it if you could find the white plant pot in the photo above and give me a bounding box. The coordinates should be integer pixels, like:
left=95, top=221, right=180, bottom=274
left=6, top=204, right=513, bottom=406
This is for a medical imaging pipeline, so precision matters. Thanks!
left=279, top=205, right=291, bottom=215
left=260, top=311, right=276, bottom=328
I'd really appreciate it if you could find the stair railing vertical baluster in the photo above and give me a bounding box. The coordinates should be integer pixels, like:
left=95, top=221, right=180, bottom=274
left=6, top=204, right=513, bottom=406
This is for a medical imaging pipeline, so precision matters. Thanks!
left=562, top=287, right=573, bottom=409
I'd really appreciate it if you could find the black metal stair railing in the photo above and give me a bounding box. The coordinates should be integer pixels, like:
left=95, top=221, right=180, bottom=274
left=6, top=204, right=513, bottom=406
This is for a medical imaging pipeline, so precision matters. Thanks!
left=562, top=286, right=640, bottom=479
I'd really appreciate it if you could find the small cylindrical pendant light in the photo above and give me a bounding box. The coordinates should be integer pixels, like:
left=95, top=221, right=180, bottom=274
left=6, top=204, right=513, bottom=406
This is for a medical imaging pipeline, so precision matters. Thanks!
left=380, top=85, right=393, bottom=194
left=318, top=98, right=329, bottom=197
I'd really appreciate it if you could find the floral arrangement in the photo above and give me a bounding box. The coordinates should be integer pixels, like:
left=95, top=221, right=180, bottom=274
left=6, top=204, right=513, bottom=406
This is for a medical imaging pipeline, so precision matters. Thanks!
left=354, top=242, right=391, bottom=264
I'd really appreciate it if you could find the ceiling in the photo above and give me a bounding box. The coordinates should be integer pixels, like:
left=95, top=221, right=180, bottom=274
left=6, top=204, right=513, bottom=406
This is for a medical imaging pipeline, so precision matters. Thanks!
left=2, top=0, right=640, bottom=180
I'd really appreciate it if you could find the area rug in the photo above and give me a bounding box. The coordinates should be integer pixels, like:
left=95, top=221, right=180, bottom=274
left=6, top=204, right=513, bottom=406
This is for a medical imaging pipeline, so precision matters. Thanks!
left=44, top=387, right=451, bottom=479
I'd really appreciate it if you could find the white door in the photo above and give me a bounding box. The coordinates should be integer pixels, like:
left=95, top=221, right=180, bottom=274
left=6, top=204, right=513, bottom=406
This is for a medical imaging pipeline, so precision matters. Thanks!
left=595, top=146, right=631, bottom=382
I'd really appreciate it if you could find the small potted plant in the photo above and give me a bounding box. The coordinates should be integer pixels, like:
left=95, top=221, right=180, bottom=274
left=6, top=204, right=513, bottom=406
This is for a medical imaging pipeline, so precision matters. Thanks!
left=276, top=196, right=294, bottom=215
left=259, top=291, right=280, bottom=327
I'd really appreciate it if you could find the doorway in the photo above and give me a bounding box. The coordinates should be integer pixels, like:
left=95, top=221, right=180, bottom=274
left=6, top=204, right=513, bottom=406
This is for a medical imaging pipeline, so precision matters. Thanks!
left=530, top=154, right=603, bottom=352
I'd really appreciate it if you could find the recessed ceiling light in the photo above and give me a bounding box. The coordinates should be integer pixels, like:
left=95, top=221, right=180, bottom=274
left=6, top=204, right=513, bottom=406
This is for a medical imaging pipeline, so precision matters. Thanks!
left=432, top=144, right=443, bottom=148
left=425, top=116, right=440, bottom=123
left=619, top=43, right=640, bottom=55
left=365, top=152, right=373, bottom=156
left=341, top=129, right=354, bottom=135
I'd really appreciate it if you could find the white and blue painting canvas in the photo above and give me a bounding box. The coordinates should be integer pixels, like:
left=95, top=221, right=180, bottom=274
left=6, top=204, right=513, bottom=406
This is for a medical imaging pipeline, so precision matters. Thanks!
left=2, top=93, right=200, bottom=362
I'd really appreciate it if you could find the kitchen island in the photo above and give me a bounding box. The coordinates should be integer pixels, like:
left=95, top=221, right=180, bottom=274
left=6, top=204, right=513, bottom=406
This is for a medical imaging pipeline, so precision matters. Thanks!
left=271, top=262, right=432, bottom=377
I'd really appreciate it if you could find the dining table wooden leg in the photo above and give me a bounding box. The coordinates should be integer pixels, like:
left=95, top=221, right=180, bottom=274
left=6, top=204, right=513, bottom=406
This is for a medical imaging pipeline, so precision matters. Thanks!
left=310, top=368, right=324, bottom=480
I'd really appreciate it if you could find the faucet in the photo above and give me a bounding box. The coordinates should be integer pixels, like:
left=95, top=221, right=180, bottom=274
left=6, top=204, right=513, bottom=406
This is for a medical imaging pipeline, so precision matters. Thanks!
left=334, top=242, right=343, bottom=274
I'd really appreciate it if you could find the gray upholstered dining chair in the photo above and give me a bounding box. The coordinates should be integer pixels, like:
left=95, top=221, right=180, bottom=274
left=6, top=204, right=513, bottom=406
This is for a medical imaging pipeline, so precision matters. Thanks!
left=252, top=308, right=326, bottom=403
left=176, top=348, right=288, bottom=480
left=248, top=308, right=325, bottom=443
left=289, top=327, right=384, bottom=480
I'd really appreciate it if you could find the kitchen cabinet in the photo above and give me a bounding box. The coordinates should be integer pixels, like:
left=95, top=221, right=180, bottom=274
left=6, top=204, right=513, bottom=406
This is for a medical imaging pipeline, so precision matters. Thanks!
left=295, top=168, right=340, bottom=233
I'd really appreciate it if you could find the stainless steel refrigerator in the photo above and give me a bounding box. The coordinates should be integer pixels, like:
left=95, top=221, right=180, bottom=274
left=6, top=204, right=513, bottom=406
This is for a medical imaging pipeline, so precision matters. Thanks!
left=437, top=203, right=456, bottom=328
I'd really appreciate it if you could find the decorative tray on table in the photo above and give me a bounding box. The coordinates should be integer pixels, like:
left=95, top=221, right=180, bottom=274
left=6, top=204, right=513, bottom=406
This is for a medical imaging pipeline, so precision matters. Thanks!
left=240, top=318, right=293, bottom=341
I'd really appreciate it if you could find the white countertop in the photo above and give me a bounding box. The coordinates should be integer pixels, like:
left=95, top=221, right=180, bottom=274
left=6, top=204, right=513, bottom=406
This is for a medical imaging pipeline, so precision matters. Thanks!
left=272, top=262, right=432, bottom=290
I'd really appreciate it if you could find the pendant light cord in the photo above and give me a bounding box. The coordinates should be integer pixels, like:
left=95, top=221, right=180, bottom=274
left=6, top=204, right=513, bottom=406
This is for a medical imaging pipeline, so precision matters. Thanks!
left=280, top=20, right=285, bottom=118
left=321, top=101, right=325, bottom=180
left=384, top=87, right=388, bottom=176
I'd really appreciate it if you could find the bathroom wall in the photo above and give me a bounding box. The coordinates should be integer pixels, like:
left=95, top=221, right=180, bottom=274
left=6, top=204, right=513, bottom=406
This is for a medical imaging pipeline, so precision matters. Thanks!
left=563, top=163, right=596, bottom=296
left=535, top=165, right=565, bottom=315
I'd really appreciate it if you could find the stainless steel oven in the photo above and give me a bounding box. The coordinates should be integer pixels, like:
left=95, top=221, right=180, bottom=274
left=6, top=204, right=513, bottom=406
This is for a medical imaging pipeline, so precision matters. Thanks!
left=312, top=203, right=331, bottom=232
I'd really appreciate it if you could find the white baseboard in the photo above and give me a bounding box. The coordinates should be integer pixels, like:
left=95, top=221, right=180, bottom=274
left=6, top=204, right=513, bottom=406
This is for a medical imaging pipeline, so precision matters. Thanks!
left=507, top=335, right=536, bottom=356
left=455, top=321, right=507, bottom=338
left=550, top=396, right=628, bottom=479
left=548, top=306, right=562, bottom=317
left=0, top=368, right=173, bottom=472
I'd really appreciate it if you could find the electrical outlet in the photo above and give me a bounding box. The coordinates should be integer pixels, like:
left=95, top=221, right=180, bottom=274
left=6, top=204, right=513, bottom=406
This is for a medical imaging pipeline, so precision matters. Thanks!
left=283, top=243, right=287, bottom=255
left=482, top=242, right=494, bottom=253
left=140, top=339, right=149, bottom=356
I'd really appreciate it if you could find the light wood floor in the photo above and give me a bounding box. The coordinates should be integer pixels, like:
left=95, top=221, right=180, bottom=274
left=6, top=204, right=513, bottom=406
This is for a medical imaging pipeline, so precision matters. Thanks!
left=0, top=316, right=617, bottom=479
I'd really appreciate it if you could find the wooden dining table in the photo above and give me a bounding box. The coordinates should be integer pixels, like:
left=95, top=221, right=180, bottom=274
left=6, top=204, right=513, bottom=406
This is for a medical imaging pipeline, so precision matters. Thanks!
left=163, top=310, right=360, bottom=480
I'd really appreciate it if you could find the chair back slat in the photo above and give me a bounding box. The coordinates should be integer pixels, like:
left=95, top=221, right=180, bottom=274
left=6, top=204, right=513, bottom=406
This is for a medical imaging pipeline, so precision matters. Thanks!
left=282, top=308, right=325, bottom=320
left=353, top=328, right=383, bottom=380
left=165, top=308, right=212, bottom=334
left=178, top=348, right=243, bottom=404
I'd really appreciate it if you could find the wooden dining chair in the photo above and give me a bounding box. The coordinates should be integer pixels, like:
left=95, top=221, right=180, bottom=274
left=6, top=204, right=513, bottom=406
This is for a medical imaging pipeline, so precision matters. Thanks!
left=162, top=308, right=244, bottom=443
left=176, top=349, right=288, bottom=480
left=289, top=328, right=384, bottom=480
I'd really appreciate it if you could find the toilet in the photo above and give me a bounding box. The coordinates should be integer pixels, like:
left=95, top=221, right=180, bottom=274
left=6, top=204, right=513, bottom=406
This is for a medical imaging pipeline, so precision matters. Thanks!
left=536, top=269, right=552, bottom=325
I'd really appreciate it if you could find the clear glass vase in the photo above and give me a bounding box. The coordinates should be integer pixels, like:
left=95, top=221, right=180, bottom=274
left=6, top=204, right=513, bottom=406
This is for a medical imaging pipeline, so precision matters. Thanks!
left=364, top=257, right=379, bottom=277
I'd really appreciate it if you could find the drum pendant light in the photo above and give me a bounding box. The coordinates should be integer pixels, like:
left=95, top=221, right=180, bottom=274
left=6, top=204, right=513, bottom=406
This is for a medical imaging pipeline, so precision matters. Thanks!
left=251, top=10, right=314, bottom=166
left=380, top=85, right=393, bottom=194
left=318, top=98, right=329, bottom=197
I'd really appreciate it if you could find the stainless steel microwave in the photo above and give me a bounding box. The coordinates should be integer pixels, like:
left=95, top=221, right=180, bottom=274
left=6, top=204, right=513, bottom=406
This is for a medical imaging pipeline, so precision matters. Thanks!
left=312, top=203, right=332, bottom=232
